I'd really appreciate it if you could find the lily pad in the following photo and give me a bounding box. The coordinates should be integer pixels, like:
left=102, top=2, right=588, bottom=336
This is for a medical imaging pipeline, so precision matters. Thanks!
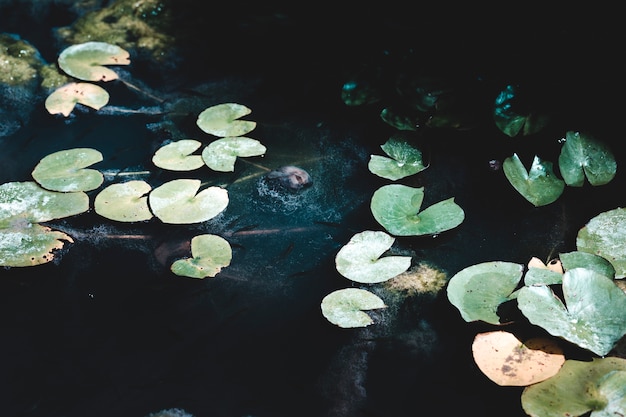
left=368, top=137, right=427, bottom=180
left=558, top=131, right=616, bottom=187
left=472, top=331, right=565, bottom=386
left=493, top=84, right=550, bottom=137
left=148, top=179, right=228, bottom=224
left=196, top=103, right=257, bottom=137
left=0, top=181, right=89, bottom=226
left=57, top=41, right=130, bottom=82
left=517, top=268, right=626, bottom=356
left=370, top=184, right=465, bottom=236
left=560, top=251, right=616, bottom=279
left=335, top=230, right=412, bottom=283
left=521, top=357, right=626, bottom=417
left=321, top=288, right=386, bottom=328
left=94, top=180, right=153, bottom=222
left=31, top=148, right=104, bottom=192
left=45, top=82, right=110, bottom=117
left=0, top=224, right=74, bottom=267
left=152, top=140, right=204, bottom=171
left=446, top=261, right=523, bottom=324
left=576, top=207, right=626, bottom=278
left=201, top=137, right=266, bottom=172
left=503, top=153, right=565, bottom=207
left=171, top=234, right=232, bottom=279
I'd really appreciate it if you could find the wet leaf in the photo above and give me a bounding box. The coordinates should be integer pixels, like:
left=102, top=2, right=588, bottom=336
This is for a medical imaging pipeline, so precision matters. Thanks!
left=0, top=224, right=73, bottom=267
left=196, top=103, right=256, bottom=137
left=201, top=137, right=266, bottom=172
left=335, top=230, right=411, bottom=283
left=148, top=179, right=228, bottom=224
left=446, top=261, right=523, bottom=324
left=152, top=139, right=204, bottom=171
left=94, top=180, right=153, bottom=222
left=493, top=84, right=550, bottom=137
left=58, top=41, right=130, bottom=81
left=560, top=251, right=616, bottom=279
left=472, top=331, right=565, bottom=386
left=558, top=131, right=616, bottom=187
left=31, top=148, right=103, bottom=192
left=503, top=153, right=565, bottom=206
left=45, top=82, right=110, bottom=117
left=321, top=288, right=386, bottom=328
left=368, top=137, right=426, bottom=180
left=171, top=234, right=232, bottom=279
left=370, top=184, right=464, bottom=236
left=576, top=207, right=626, bottom=278
left=521, top=357, right=626, bottom=417
left=518, top=268, right=626, bottom=356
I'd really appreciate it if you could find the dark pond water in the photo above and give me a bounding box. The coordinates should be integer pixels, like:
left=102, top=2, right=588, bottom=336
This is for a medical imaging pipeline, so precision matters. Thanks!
left=1, top=2, right=625, bottom=417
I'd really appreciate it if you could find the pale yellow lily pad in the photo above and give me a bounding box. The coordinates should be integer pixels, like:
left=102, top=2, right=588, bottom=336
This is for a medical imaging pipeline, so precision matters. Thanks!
left=321, top=288, right=387, bottom=328
left=45, top=82, right=110, bottom=117
left=196, top=103, right=257, bottom=137
left=472, top=330, right=565, bottom=386
left=94, top=180, right=153, bottom=222
left=58, top=41, right=130, bottom=82
left=148, top=179, right=228, bottom=224
left=0, top=224, right=74, bottom=267
left=152, top=139, right=205, bottom=171
left=31, top=148, right=104, bottom=192
left=171, top=234, right=232, bottom=279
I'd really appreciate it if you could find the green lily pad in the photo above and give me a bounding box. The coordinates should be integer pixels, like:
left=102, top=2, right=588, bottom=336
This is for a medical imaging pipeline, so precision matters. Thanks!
left=31, top=148, right=103, bottom=192
left=321, top=288, right=387, bottom=328
left=44, top=82, right=110, bottom=117
left=370, top=184, right=464, bottom=236
left=94, top=180, right=153, bottom=222
left=196, top=103, right=257, bottom=137
left=503, top=153, right=565, bottom=207
left=521, top=357, right=626, bottom=417
left=0, top=181, right=89, bottom=226
left=558, top=131, right=616, bottom=187
left=493, top=84, right=550, bottom=137
left=0, top=224, right=74, bottom=267
left=57, top=41, right=130, bottom=82
left=524, top=267, right=563, bottom=286
left=560, top=251, right=616, bottom=279
left=576, top=207, right=626, bottom=278
left=201, top=137, right=266, bottom=172
left=518, top=268, right=626, bottom=356
left=368, top=137, right=427, bottom=180
left=152, top=139, right=204, bottom=171
left=335, top=230, right=411, bottom=283
left=446, top=261, right=524, bottom=324
left=148, top=179, right=228, bottom=224
left=171, top=234, right=232, bottom=279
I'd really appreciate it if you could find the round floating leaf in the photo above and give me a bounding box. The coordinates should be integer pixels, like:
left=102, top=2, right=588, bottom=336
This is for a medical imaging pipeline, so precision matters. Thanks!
left=0, top=181, right=89, bottom=226
left=0, top=224, right=73, bottom=267
left=446, top=261, right=523, bottom=324
left=368, top=137, right=427, bottom=180
left=576, top=207, right=626, bottom=278
left=560, top=250, right=616, bottom=279
left=32, top=148, right=103, bottom=192
left=196, top=103, right=257, bottom=137
left=94, top=180, right=153, bottom=222
left=45, top=82, right=110, bottom=117
left=58, top=41, right=130, bottom=82
left=152, top=140, right=204, bottom=171
left=371, top=184, right=464, bottom=236
left=521, top=357, right=626, bottom=417
left=503, top=153, right=565, bottom=207
left=517, top=268, right=626, bottom=356
left=472, top=331, right=565, bottom=386
left=201, top=137, right=266, bottom=172
left=335, top=230, right=411, bottom=283
left=149, top=179, right=228, bottom=224
left=171, top=234, right=232, bottom=279
left=558, top=131, right=616, bottom=187
left=321, top=288, right=386, bottom=328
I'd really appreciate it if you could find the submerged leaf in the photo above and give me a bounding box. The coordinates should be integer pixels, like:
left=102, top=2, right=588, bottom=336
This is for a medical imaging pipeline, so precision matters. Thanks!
left=152, top=139, right=204, bottom=171
left=171, top=234, right=232, bottom=279
left=94, top=180, right=153, bottom=222
left=31, top=148, right=103, bottom=192
left=45, top=82, right=110, bottom=117
left=503, top=153, right=565, bottom=206
left=370, top=184, right=464, bottom=236
left=321, top=288, right=386, bottom=328
left=335, top=230, right=411, bottom=283
left=493, top=84, right=550, bottom=137
left=558, top=131, right=616, bottom=187
left=58, top=41, right=130, bottom=81
left=576, top=207, right=626, bottom=278
left=201, top=137, right=266, bottom=172
left=196, top=103, right=256, bottom=137
left=149, top=179, right=228, bottom=224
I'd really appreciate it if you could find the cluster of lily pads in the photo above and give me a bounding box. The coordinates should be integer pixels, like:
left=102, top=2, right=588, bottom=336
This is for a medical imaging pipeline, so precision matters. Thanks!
left=321, top=137, right=465, bottom=327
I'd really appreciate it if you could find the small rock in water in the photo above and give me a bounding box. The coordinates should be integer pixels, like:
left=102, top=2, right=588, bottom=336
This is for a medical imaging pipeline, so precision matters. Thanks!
left=265, top=165, right=312, bottom=191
